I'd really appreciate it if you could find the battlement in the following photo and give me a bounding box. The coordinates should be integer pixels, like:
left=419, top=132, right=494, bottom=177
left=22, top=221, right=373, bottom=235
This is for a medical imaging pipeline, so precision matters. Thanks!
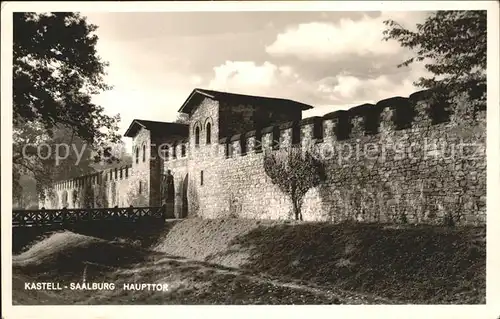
left=220, top=90, right=486, bottom=158
left=41, top=88, right=486, bottom=225
left=54, top=164, right=133, bottom=190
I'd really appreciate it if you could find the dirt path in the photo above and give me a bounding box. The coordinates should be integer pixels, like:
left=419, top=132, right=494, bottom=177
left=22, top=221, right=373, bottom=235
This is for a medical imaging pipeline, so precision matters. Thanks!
left=13, top=253, right=392, bottom=305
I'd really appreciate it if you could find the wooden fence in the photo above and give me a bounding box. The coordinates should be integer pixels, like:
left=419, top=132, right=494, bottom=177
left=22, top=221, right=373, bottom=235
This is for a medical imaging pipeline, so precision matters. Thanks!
left=12, top=206, right=169, bottom=228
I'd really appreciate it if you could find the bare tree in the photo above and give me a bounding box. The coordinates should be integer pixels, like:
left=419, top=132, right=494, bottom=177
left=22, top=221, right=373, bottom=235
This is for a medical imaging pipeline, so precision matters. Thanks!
left=263, top=148, right=326, bottom=221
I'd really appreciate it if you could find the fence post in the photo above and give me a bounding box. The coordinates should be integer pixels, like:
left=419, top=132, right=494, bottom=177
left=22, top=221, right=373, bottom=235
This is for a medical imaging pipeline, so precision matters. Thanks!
left=128, top=205, right=135, bottom=222
left=113, top=205, right=119, bottom=222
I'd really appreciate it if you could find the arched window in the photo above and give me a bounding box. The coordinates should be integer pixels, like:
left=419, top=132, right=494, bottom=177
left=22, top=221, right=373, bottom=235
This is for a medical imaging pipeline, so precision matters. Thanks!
left=135, top=146, right=139, bottom=164
left=139, top=181, right=142, bottom=195
left=195, top=126, right=200, bottom=146
left=142, top=144, right=146, bottom=162
left=206, top=122, right=211, bottom=144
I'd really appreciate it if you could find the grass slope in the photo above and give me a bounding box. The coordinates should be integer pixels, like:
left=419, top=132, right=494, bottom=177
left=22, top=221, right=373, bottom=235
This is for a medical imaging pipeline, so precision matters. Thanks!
left=13, top=231, right=384, bottom=305
left=153, top=218, right=486, bottom=304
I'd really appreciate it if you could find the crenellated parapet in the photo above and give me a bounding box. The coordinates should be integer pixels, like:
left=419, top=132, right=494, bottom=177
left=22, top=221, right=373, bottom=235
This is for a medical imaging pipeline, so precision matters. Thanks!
left=40, top=87, right=485, bottom=223
left=245, top=129, right=262, bottom=154
left=219, top=89, right=486, bottom=158
left=53, top=164, right=133, bottom=191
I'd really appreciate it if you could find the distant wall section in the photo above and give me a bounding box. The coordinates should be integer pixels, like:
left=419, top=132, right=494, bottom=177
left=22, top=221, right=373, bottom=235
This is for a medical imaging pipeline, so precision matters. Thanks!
left=40, top=165, right=132, bottom=209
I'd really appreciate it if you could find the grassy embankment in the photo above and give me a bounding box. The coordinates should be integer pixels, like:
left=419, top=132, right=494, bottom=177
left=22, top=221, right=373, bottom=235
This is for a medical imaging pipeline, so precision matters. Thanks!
left=12, top=218, right=485, bottom=304
left=153, top=218, right=485, bottom=304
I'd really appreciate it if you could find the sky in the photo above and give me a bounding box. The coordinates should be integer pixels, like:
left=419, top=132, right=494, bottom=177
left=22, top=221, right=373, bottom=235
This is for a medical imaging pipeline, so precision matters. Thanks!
left=84, top=11, right=432, bottom=151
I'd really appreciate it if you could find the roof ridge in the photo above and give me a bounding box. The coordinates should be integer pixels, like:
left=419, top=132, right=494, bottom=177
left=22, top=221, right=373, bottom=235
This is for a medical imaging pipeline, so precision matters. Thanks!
left=179, top=88, right=313, bottom=114
left=124, top=119, right=189, bottom=137
left=134, top=119, right=187, bottom=125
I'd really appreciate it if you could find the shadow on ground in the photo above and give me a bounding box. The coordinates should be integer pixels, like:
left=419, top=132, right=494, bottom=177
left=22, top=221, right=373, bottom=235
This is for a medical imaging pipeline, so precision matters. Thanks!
left=12, top=220, right=486, bottom=305
left=205, top=221, right=486, bottom=304
left=12, top=230, right=368, bottom=305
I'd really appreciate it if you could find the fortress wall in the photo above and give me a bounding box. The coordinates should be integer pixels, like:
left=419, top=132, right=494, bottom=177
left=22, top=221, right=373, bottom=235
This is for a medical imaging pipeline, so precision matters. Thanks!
left=41, top=164, right=133, bottom=209
left=38, top=90, right=486, bottom=225
left=161, top=133, right=190, bottom=217
left=190, top=97, right=219, bottom=158
left=40, top=128, right=150, bottom=209
left=127, top=128, right=151, bottom=206
left=186, top=96, right=224, bottom=218
left=150, top=134, right=187, bottom=206
left=42, top=126, right=155, bottom=209
left=198, top=91, right=486, bottom=224
left=104, top=166, right=132, bottom=207
left=164, top=157, right=188, bottom=217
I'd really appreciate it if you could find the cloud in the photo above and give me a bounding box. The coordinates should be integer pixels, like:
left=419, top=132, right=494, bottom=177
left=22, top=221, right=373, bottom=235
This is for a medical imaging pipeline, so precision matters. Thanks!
left=318, top=73, right=415, bottom=103
left=208, top=61, right=280, bottom=92
left=191, top=75, right=203, bottom=86
left=258, top=11, right=434, bottom=116
left=265, top=12, right=429, bottom=61
left=207, top=61, right=328, bottom=104
left=85, top=11, right=435, bottom=151
left=207, top=59, right=430, bottom=118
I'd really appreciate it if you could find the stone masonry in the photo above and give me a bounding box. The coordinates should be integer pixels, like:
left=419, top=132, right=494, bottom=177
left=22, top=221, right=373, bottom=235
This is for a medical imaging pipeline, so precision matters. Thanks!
left=40, top=88, right=486, bottom=225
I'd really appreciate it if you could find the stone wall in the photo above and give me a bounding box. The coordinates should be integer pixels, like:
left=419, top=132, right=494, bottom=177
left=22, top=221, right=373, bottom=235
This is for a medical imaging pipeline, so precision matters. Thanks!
left=191, top=91, right=486, bottom=225
left=187, top=96, right=221, bottom=218
left=164, top=157, right=188, bottom=218
left=40, top=165, right=132, bottom=209
left=40, top=127, right=154, bottom=209
left=151, top=133, right=187, bottom=206
left=39, top=90, right=486, bottom=226
left=127, top=127, right=151, bottom=206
